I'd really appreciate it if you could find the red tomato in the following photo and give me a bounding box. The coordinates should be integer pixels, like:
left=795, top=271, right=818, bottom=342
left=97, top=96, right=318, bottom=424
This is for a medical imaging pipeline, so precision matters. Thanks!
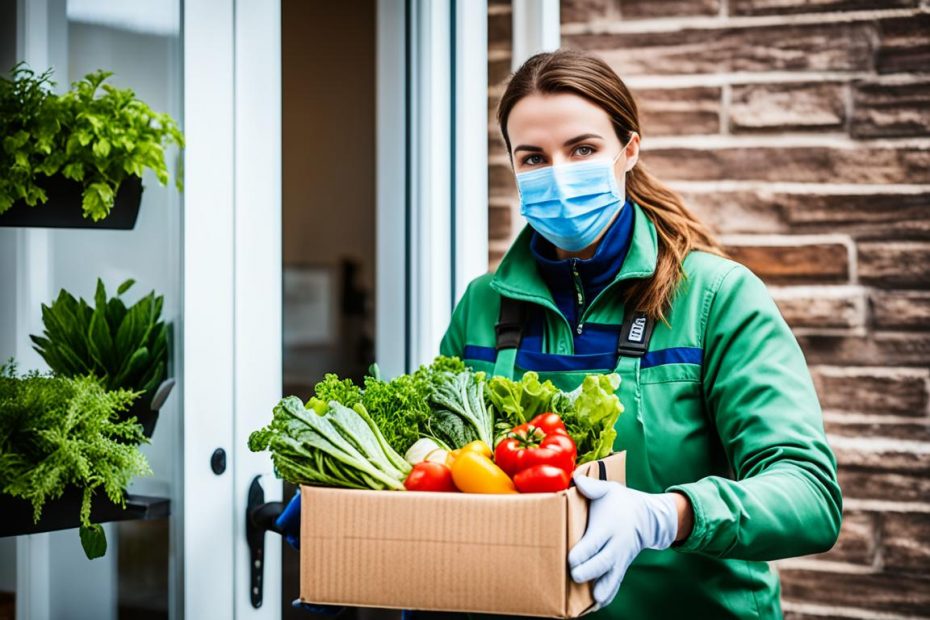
left=528, top=412, right=567, bottom=434
left=404, top=462, right=458, bottom=492
left=494, top=413, right=577, bottom=481
left=513, top=464, right=571, bottom=493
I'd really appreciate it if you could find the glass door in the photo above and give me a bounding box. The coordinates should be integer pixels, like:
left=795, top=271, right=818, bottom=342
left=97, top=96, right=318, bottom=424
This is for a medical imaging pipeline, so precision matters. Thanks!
left=0, top=1, right=282, bottom=618
left=1, top=1, right=183, bottom=618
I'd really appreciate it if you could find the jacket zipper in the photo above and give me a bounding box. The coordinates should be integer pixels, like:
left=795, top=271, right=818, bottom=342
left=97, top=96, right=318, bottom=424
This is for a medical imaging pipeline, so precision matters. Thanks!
left=571, top=259, right=585, bottom=335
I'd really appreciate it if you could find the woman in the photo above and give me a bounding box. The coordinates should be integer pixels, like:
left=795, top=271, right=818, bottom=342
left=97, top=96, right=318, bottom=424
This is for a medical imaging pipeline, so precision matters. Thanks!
left=438, top=49, right=842, bottom=619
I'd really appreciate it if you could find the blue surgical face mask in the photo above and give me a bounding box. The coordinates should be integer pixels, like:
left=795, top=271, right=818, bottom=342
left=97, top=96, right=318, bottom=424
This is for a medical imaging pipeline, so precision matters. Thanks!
left=515, top=144, right=631, bottom=252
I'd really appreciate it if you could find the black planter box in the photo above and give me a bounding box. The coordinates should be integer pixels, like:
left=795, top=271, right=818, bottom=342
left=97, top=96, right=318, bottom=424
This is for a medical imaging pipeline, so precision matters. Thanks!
left=0, top=174, right=144, bottom=229
left=0, top=487, right=170, bottom=538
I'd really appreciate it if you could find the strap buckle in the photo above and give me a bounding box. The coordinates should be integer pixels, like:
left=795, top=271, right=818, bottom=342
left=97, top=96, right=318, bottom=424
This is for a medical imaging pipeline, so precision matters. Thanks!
left=617, top=311, right=653, bottom=358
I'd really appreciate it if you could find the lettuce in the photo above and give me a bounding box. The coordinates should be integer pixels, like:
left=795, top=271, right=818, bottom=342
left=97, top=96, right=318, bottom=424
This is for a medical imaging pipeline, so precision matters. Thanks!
left=556, top=373, right=623, bottom=464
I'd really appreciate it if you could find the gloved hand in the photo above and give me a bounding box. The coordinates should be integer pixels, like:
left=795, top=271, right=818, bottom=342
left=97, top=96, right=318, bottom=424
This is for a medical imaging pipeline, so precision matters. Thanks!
left=568, top=473, right=679, bottom=610
left=276, top=490, right=302, bottom=549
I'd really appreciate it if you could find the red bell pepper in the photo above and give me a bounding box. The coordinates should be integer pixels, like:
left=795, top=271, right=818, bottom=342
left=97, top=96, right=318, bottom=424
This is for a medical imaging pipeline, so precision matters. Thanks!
left=494, top=413, right=577, bottom=492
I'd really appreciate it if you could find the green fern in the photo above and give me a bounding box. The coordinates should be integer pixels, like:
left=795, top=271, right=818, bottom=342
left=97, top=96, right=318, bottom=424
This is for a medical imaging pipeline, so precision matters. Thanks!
left=0, top=361, right=151, bottom=559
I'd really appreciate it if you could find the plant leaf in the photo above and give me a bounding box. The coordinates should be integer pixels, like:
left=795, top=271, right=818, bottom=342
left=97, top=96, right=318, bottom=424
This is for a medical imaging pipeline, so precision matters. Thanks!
left=79, top=524, right=107, bottom=560
left=117, top=279, right=135, bottom=295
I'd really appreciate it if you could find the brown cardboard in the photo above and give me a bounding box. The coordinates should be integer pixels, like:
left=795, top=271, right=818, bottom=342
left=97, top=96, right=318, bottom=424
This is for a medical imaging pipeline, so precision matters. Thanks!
left=300, top=451, right=626, bottom=618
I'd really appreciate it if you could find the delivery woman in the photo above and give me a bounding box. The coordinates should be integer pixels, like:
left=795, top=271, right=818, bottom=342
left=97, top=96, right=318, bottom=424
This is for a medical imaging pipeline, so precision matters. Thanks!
left=437, top=49, right=842, bottom=619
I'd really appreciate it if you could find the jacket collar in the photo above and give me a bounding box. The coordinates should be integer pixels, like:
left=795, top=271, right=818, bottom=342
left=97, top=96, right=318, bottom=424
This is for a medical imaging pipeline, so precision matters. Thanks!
left=490, top=200, right=658, bottom=309
left=529, top=197, right=635, bottom=298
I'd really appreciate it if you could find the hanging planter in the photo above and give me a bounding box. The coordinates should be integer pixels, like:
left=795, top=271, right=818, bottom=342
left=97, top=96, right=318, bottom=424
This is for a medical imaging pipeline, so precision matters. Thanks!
left=0, top=64, right=182, bottom=228
left=0, top=173, right=143, bottom=229
left=0, top=366, right=156, bottom=557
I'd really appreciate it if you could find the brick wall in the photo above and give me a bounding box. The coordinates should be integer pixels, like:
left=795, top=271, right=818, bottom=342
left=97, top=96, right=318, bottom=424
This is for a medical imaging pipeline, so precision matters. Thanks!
left=488, top=1, right=930, bottom=617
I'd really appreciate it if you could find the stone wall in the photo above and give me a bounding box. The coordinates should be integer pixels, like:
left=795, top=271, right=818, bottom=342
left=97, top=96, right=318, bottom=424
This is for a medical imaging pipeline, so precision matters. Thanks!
left=488, top=1, right=930, bottom=617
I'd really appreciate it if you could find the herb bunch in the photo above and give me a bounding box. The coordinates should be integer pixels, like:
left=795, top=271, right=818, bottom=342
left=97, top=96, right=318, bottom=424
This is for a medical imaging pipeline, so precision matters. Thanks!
left=0, top=63, right=184, bottom=220
left=0, top=362, right=151, bottom=559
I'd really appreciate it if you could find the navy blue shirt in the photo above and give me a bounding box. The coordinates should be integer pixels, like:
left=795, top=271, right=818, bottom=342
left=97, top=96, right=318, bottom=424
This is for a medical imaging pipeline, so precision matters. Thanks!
left=524, top=198, right=635, bottom=356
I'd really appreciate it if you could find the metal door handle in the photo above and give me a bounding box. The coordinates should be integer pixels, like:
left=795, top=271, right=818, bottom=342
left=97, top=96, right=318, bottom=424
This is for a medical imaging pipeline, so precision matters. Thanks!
left=246, top=475, right=284, bottom=608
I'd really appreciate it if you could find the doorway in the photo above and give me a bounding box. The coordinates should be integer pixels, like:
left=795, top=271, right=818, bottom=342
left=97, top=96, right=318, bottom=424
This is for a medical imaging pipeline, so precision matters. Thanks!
left=280, top=1, right=379, bottom=617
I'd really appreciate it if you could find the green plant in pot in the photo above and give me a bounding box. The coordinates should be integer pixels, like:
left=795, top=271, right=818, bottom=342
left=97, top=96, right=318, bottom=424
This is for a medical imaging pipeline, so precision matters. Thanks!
left=31, top=278, right=173, bottom=437
left=0, top=63, right=183, bottom=222
left=0, top=362, right=152, bottom=559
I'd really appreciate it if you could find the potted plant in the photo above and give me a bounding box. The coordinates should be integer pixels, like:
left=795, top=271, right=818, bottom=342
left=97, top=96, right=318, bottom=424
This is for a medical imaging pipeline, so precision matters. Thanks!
left=0, top=362, right=152, bottom=558
left=30, top=278, right=174, bottom=437
left=0, top=63, right=183, bottom=228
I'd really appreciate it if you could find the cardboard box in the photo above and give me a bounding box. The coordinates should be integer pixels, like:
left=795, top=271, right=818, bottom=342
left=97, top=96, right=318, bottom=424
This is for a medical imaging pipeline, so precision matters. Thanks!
left=300, top=451, right=626, bottom=618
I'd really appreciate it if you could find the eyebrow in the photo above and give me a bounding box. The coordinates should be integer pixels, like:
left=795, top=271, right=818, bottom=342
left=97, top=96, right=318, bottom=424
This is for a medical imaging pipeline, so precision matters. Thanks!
left=512, top=133, right=605, bottom=155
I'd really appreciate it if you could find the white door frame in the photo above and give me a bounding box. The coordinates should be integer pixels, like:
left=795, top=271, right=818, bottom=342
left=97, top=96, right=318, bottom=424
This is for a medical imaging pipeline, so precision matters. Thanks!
left=183, top=0, right=282, bottom=618
left=376, top=0, right=488, bottom=378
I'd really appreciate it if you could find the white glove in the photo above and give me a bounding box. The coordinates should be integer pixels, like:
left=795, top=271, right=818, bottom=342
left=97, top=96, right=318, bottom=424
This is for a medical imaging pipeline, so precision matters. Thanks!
left=568, top=473, right=679, bottom=609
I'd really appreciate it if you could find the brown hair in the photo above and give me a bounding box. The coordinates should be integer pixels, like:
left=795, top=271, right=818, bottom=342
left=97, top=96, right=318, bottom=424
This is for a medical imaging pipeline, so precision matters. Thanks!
left=497, top=49, right=725, bottom=322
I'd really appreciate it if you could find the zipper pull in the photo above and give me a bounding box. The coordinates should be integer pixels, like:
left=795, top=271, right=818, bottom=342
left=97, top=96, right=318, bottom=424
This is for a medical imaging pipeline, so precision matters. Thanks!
left=576, top=322, right=584, bottom=335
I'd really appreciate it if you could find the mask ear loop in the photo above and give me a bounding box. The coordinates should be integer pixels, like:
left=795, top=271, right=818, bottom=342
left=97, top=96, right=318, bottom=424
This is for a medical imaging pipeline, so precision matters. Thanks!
left=615, top=132, right=638, bottom=172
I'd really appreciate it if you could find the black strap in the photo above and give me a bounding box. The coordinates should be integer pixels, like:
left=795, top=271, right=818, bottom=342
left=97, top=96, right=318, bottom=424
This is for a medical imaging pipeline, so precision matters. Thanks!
left=495, top=296, right=526, bottom=350
left=617, top=309, right=654, bottom=358
left=496, top=296, right=654, bottom=359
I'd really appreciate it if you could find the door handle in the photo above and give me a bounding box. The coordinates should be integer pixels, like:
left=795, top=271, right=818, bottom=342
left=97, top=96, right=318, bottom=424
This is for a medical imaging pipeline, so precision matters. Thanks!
left=246, top=475, right=284, bottom=608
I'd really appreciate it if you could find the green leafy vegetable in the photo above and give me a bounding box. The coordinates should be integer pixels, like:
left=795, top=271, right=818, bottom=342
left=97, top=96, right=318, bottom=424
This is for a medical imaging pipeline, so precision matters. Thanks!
left=308, top=356, right=468, bottom=456
left=487, top=371, right=559, bottom=433
left=0, top=362, right=151, bottom=559
left=422, top=408, right=477, bottom=451
left=31, top=278, right=169, bottom=412
left=430, top=370, right=493, bottom=447
left=554, top=373, right=624, bottom=464
left=249, top=396, right=411, bottom=490
left=0, top=63, right=184, bottom=220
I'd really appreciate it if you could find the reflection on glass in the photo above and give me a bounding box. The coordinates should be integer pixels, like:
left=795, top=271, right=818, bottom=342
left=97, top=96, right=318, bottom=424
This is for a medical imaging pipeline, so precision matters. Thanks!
left=38, top=2, right=182, bottom=619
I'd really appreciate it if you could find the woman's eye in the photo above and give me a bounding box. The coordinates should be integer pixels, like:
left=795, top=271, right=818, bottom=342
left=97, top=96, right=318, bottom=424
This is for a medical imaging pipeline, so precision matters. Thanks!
left=522, top=154, right=544, bottom=166
left=574, top=145, right=594, bottom=157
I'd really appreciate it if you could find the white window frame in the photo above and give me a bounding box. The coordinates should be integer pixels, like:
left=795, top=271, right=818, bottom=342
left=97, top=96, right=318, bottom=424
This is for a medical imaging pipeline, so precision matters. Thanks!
left=376, top=0, right=488, bottom=378
left=511, top=0, right=560, bottom=71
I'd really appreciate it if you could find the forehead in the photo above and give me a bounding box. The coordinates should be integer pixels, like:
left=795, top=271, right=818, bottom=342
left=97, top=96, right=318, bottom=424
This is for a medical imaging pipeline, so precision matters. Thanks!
left=506, top=92, right=615, bottom=145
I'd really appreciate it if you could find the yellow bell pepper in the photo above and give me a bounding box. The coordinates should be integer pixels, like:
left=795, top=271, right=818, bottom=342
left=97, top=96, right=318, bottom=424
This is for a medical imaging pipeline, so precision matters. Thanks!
left=445, top=440, right=492, bottom=468
left=450, top=450, right=517, bottom=494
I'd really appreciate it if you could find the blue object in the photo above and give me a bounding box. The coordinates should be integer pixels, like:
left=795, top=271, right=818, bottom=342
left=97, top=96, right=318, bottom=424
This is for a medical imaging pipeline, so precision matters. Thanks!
left=291, top=599, right=345, bottom=616
left=277, top=490, right=302, bottom=550
left=515, top=142, right=632, bottom=252
left=567, top=473, right=678, bottom=610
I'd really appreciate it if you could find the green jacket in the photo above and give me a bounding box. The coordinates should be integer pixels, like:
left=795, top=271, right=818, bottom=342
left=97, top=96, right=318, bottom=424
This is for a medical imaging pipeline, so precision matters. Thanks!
left=439, top=202, right=842, bottom=619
